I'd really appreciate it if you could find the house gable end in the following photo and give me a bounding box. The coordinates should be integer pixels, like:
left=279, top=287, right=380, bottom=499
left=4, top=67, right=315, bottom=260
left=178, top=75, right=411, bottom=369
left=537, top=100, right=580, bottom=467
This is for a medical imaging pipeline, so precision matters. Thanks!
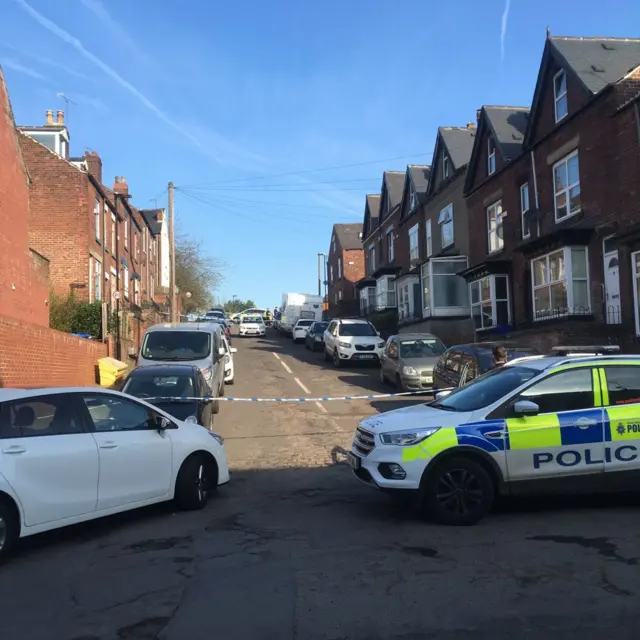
left=426, top=131, right=445, bottom=197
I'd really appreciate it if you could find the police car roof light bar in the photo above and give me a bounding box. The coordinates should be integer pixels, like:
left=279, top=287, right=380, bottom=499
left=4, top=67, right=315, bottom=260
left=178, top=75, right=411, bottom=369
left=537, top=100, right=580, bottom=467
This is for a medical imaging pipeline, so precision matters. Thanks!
left=551, top=345, right=621, bottom=356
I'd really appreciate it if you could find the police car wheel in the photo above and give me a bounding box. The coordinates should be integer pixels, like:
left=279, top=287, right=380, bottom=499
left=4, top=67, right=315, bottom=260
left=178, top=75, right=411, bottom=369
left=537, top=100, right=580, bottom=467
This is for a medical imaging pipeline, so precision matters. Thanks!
left=423, top=457, right=494, bottom=526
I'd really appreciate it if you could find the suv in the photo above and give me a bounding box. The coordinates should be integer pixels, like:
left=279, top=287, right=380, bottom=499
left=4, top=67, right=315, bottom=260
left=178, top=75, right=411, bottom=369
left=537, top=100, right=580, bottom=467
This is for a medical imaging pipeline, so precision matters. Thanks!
left=347, top=345, right=633, bottom=526
left=323, top=318, right=385, bottom=368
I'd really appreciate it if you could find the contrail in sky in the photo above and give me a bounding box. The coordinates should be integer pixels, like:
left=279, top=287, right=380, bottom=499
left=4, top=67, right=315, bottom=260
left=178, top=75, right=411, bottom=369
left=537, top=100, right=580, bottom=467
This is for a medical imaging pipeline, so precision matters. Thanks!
left=501, top=0, right=511, bottom=61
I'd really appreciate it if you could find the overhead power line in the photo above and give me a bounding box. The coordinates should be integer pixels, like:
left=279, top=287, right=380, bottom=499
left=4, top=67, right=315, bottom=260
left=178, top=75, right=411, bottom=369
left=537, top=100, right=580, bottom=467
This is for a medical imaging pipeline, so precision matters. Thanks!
left=184, top=177, right=380, bottom=190
left=177, top=150, right=433, bottom=188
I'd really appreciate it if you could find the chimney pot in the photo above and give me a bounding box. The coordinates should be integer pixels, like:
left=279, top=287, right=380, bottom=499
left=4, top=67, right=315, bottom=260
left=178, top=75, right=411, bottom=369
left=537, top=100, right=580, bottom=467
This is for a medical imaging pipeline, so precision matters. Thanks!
left=56, top=110, right=64, bottom=125
left=467, top=121, right=476, bottom=129
left=46, top=110, right=54, bottom=125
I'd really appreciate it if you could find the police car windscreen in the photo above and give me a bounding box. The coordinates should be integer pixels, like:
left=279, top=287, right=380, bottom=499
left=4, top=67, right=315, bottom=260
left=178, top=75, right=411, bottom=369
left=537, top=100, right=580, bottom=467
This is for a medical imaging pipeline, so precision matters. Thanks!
left=432, top=366, right=538, bottom=412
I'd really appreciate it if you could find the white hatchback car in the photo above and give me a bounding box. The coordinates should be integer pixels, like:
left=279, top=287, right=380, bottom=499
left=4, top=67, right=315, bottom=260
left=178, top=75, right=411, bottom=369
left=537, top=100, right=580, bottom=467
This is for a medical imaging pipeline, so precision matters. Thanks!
left=323, top=318, right=385, bottom=367
left=292, top=319, right=314, bottom=343
left=239, top=315, right=266, bottom=337
left=0, top=387, right=230, bottom=558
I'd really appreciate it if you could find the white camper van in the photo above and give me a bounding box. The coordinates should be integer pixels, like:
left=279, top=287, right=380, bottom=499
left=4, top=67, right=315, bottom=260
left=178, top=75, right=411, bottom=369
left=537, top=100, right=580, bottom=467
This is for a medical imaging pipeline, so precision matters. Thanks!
left=280, top=293, right=323, bottom=335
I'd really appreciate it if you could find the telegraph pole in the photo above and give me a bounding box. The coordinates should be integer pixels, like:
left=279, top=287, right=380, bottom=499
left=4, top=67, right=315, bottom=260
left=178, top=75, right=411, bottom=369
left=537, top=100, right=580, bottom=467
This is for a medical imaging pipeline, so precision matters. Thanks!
left=168, top=182, right=176, bottom=323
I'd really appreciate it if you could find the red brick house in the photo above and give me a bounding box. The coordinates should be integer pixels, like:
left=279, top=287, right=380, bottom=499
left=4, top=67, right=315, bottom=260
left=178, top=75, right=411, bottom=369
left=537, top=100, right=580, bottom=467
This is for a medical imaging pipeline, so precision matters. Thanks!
left=326, top=223, right=364, bottom=317
left=356, top=172, right=405, bottom=317
left=0, top=70, right=48, bottom=327
left=463, top=35, right=640, bottom=351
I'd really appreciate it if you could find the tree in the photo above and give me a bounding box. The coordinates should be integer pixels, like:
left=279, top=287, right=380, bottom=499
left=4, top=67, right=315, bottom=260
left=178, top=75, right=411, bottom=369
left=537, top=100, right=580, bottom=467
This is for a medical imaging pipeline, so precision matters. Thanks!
left=224, top=299, right=256, bottom=314
left=175, top=234, right=224, bottom=313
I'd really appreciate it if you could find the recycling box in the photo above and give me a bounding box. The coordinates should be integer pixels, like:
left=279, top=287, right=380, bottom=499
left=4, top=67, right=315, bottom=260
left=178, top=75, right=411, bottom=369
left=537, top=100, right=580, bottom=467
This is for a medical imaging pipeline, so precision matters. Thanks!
left=98, top=357, right=129, bottom=388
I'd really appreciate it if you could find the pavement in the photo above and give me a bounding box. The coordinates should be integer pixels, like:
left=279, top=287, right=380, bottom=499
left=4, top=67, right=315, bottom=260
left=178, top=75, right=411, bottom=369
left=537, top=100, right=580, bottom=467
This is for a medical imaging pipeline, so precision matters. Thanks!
left=3, top=328, right=640, bottom=639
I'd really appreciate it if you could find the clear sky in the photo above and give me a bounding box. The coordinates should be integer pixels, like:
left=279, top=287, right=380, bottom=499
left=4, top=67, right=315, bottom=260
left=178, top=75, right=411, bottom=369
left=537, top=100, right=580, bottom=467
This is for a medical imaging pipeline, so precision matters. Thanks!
left=2, top=0, right=639, bottom=308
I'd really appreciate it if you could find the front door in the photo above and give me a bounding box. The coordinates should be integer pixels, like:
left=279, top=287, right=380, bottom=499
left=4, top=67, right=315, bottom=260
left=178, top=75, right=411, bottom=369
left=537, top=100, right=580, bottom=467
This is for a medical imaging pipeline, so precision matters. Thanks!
left=0, top=394, right=99, bottom=526
left=79, top=393, right=173, bottom=510
left=505, top=368, right=604, bottom=481
left=604, top=250, right=621, bottom=324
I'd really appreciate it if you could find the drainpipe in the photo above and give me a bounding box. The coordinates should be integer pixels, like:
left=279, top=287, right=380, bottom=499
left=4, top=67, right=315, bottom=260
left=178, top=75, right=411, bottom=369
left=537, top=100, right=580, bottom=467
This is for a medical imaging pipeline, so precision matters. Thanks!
left=114, top=195, right=121, bottom=361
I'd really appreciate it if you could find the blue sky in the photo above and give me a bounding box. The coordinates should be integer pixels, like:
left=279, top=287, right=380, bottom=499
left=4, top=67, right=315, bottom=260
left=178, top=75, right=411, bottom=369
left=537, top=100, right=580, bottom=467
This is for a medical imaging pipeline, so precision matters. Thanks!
left=2, top=0, right=639, bottom=308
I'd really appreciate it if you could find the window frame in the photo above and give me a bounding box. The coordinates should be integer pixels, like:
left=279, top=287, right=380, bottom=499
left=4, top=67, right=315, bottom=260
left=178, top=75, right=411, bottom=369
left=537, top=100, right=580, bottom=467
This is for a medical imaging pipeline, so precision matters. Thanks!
left=91, top=257, right=102, bottom=303
left=443, top=156, right=450, bottom=180
left=329, top=264, right=334, bottom=284
left=420, top=256, right=469, bottom=318
left=438, top=204, right=454, bottom=249
left=515, top=367, right=595, bottom=414
left=469, top=274, right=510, bottom=331
left=386, top=229, right=394, bottom=263
left=487, top=200, right=504, bottom=254
left=124, top=214, right=129, bottom=250
left=94, top=199, right=101, bottom=243
left=553, top=150, right=581, bottom=222
left=338, top=257, right=342, bottom=280
left=553, top=69, right=568, bottom=123
left=79, top=393, right=156, bottom=433
left=531, top=246, right=591, bottom=321
left=408, top=223, right=419, bottom=263
left=111, top=212, right=116, bottom=253
left=520, top=183, right=531, bottom=239
left=425, top=219, right=432, bottom=257
left=123, top=265, right=130, bottom=299
left=602, top=366, right=640, bottom=406
left=487, top=138, right=496, bottom=175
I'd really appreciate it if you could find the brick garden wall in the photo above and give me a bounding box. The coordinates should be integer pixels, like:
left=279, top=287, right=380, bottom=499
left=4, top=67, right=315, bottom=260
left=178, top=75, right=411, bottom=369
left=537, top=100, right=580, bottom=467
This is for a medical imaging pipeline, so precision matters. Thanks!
left=0, top=315, right=108, bottom=388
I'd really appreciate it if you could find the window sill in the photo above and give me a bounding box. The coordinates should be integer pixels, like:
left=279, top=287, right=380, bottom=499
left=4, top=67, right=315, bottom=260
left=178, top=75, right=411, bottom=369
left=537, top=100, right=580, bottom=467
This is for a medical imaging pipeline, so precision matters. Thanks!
left=554, top=209, right=582, bottom=224
left=518, top=312, right=594, bottom=330
left=488, top=248, right=504, bottom=256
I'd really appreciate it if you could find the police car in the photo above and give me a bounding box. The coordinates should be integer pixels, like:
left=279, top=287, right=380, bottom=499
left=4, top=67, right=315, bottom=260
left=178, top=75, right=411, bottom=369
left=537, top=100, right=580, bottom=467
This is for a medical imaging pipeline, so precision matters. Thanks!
left=347, top=345, right=640, bottom=525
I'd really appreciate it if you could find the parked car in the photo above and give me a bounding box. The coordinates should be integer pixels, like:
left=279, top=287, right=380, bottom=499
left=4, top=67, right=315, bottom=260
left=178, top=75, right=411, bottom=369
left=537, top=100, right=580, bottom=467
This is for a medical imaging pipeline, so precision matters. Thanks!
left=135, top=323, right=226, bottom=398
left=0, top=386, right=229, bottom=559
left=292, top=319, right=314, bottom=343
left=305, top=321, right=329, bottom=351
left=221, top=333, right=237, bottom=385
left=239, top=315, right=266, bottom=337
left=380, top=333, right=447, bottom=390
left=432, top=341, right=539, bottom=390
left=323, top=318, right=385, bottom=368
left=122, top=364, right=218, bottom=427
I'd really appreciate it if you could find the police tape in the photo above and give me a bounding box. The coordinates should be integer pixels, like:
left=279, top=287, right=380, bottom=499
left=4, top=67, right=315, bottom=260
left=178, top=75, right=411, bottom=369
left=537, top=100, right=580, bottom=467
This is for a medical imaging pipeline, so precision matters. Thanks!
left=143, top=390, right=432, bottom=403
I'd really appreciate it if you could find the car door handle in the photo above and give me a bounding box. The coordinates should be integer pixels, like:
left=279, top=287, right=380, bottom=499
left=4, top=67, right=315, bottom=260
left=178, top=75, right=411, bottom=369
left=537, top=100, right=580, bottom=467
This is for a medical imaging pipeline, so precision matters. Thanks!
left=2, top=445, right=26, bottom=454
left=574, top=418, right=597, bottom=428
left=99, top=441, right=118, bottom=449
left=485, top=431, right=506, bottom=439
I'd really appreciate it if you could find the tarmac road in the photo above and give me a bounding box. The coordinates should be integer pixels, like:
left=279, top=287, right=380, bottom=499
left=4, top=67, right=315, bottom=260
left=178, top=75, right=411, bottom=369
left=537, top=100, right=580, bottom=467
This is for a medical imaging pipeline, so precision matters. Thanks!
left=2, top=328, right=640, bottom=639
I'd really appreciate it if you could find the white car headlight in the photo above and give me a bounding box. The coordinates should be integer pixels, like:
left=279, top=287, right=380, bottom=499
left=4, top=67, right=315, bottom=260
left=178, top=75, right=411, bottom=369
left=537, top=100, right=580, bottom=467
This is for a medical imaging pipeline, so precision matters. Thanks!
left=379, top=427, right=440, bottom=446
left=338, top=341, right=351, bottom=349
left=201, top=367, right=213, bottom=381
left=402, top=366, right=418, bottom=376
left=184, top=415, right=199, bottom=424
left=209, top=431, right=224, bottom=445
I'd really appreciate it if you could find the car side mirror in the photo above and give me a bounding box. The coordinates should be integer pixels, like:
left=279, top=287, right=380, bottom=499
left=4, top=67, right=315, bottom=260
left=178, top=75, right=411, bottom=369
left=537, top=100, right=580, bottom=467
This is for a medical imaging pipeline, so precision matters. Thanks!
left=512, top=400, right=540, bottom=417
left=155, top=415, right=173, bottom=431
left=218, top=347, right=225, bottom=356
left=230, top=347, right=237, bottom=353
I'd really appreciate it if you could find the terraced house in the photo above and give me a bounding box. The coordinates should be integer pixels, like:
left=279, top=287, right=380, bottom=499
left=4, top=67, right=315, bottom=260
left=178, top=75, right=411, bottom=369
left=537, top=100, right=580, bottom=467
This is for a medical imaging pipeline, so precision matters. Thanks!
left=356, top=171, right=405, bottom=327
left=326, top=223, right=364, bottom=317
left=463, top=34, right=640, bottom=351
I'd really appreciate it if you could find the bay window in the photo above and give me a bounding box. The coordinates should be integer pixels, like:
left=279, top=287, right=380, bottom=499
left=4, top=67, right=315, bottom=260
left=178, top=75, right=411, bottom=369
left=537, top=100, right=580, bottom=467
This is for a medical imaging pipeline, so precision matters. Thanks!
left=360, top=286, right=376, bottom=314
left=470, top=275, right=510, bottom=330
left=420, top=257, right=468, bottom=318
left=531, top=247, right=590, bottom=320
left=439, top=204, right=454, bottom=248
left=409, top=224, right=419, bottom=263
left=553, top=151, right=580, bottom=221
left=376, top=276, right=396, bottom=309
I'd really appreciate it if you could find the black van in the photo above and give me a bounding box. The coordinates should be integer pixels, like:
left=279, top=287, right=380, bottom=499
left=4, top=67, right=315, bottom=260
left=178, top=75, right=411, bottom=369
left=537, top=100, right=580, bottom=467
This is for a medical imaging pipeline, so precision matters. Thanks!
left=432, top=342, right=538, bottom=390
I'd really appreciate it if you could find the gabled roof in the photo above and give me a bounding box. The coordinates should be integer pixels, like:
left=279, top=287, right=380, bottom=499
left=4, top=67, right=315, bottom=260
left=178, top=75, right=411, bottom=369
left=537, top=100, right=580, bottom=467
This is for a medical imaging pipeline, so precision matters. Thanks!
left=524, top=35, right=640, bottom=146
left=140, top=209, right=164, bottom=236
left=383, top=171, right=405, bottom=211
left=463, top=106, right=529, bottom=195
left=400, top=165, right=431, bottom=215
left=362, top=194, right=380, bottom=239
left=333, top=223, right=363, bottom=250
left=439, top=127, right=476, bottom=172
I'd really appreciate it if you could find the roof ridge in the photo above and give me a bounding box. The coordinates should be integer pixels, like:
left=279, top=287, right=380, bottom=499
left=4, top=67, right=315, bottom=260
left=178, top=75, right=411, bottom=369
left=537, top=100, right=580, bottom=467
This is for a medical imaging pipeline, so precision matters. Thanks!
left=484, top=105, right=530, bottom=111
left=550, top=35, right=640, bottom=43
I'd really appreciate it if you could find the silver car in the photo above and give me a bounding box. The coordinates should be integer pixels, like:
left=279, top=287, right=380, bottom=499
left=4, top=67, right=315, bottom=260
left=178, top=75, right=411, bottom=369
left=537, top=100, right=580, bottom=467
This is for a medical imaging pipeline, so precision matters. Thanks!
left=379, top=333, right=447, bottom=391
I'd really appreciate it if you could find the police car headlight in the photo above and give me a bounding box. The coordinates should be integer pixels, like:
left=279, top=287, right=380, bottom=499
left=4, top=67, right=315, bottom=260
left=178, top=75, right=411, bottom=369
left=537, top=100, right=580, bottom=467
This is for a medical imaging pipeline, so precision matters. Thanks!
left=402, top=366, right=418, bottom=376
left=379, top=427, right=440, bottom=446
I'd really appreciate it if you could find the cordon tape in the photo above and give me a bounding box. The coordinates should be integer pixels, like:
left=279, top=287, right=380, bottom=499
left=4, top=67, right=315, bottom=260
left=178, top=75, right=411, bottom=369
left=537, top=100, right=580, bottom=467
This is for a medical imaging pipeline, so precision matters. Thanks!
left=143, top=390, right=431, bottom=403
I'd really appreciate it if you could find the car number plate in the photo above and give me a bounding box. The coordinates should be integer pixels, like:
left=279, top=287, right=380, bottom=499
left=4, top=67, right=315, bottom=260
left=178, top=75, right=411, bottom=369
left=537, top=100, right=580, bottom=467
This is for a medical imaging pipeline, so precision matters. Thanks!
left=358, top=354, right=376, bottom=359
left=347, top=452, right=361, bottom=470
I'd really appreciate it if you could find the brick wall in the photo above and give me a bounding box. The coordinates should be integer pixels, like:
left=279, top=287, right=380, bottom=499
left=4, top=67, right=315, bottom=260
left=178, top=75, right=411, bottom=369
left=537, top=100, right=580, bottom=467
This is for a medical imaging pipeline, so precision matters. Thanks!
left=0, top=314, right=108, bottom=387
left=0, top=71, right=49, bottom=326
left=19, top=132, right=92, bottom=299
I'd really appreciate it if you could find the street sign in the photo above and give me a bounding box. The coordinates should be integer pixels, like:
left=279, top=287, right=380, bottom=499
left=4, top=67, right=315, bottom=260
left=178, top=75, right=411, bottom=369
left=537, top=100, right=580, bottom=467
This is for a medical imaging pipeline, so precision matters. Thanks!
left=113, top=291, right=121, bottom=301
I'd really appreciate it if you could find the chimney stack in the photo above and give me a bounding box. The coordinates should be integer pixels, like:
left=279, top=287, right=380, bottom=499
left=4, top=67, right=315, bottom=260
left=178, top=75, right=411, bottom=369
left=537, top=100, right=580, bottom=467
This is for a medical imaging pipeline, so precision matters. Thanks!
left=56, top=110, right=64, bottom=125
left=467, top=122, right=476, bottom=130
left=113, top=176, right=129, bottom=196
left=84, top=151, right=102, bottom=183
left=45, top=110, right=54, bottom=125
